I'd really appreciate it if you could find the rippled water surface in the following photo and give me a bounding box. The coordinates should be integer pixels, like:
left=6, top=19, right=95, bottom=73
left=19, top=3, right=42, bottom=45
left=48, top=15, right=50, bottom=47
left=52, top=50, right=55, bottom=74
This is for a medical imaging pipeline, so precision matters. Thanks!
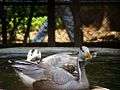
left=0, top=54, right=120, bottom=90
left=86, top=56, right=120, bottom=90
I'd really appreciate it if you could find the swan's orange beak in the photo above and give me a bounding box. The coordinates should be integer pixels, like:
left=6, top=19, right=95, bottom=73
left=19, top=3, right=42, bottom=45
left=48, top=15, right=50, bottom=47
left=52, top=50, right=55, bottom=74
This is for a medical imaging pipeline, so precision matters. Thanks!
left=84, top=52, right=92, bottom=60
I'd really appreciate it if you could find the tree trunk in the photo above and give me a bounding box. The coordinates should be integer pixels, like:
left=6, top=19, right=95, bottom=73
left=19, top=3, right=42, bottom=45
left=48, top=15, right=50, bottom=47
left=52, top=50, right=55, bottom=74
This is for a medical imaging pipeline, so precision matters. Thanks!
left=60, top=6, right=74, bottom=42
left=9, top=17, right=23, bottom=43
left=108, top=6, right=120, bottom=31
left=23, top=7, right=34, bottom=44
left=71, top=0, right=83, bottom=47
left=48, top=0, right=55, bottom=46
left=0, top=2, right=7, bottom=44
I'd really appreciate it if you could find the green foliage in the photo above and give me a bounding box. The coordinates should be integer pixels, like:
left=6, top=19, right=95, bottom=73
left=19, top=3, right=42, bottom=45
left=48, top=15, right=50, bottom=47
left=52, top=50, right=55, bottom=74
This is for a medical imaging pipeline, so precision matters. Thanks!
left=31, top=16, right=47, bottom=31
left=56, top=17, right=64, bottom=29
left=7, top=16, right=47, bottom=34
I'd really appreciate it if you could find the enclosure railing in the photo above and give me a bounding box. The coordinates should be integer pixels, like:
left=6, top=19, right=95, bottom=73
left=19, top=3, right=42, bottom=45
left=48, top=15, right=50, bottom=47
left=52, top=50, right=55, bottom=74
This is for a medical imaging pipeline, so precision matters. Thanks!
left=0, top=0, right=120, bottom=48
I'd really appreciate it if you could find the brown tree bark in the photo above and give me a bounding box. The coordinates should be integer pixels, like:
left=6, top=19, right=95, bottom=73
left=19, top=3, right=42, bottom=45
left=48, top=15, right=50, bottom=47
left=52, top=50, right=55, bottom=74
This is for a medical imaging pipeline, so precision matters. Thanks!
left=9, top=17, right=23, bottom=43
left=0, top=1, right=7, bottom=44
left=48, top=0, right=55, bottom=46
left=71, top=0, right=83, bottom=47
left=23, top=7, right=34, bottom=44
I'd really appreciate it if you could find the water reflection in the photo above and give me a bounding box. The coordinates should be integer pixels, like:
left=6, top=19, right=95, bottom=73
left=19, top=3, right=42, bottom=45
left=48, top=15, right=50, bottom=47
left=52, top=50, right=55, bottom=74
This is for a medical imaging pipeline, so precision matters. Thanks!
left=86, top=56, right=120, bottom=90
left=0, top=55, right=120, bottom=90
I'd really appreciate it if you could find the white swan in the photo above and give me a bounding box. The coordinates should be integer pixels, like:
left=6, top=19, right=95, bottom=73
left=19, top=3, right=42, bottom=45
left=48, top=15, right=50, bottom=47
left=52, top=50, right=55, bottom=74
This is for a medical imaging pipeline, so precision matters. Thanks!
left=27, top=46, right=92, bottom=67
left=26, top=46, right=92, bottom=75
left=27, top=49, right=41, bottom=64
left=10, top=55, right=89, bottom=90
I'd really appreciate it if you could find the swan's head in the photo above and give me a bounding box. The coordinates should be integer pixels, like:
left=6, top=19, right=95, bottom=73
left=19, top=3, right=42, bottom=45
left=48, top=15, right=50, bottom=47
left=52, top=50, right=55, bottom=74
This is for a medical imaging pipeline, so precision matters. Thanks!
left=26, top=49, right=41, bottom=64
left=81, top=46, right=92, bottom=60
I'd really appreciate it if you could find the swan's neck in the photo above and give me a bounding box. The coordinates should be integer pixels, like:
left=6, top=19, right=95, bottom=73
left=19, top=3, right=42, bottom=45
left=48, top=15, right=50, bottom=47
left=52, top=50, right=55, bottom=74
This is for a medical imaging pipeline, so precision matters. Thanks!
left=77, top=58, right=86, bottom=82
left=76, top=58, right=81, bottom=81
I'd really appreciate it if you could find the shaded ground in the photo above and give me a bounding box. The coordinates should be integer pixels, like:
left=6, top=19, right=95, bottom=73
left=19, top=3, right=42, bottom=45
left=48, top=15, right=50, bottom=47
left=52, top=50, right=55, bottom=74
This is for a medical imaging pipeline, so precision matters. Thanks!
left=5, top=17, right=120, bottom=43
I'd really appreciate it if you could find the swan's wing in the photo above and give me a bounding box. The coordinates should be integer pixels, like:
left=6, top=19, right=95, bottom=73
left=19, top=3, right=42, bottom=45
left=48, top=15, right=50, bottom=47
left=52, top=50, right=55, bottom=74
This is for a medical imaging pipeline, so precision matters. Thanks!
left=42, top=52, right=73, bottom=61
left=11, top=60, right=81, bottom=89
left=12, top=60, right=50, bottom=80
left=51, top=67, right=76, bottom=85
left=42, top=53, right=77, bottom=67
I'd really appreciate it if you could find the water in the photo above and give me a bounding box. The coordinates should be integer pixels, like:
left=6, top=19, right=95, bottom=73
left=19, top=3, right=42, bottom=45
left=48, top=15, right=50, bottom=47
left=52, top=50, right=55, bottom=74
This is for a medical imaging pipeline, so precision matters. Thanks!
left=86, top=56, right=120, bottom=90
left=0, top=55, right=120, bottom=90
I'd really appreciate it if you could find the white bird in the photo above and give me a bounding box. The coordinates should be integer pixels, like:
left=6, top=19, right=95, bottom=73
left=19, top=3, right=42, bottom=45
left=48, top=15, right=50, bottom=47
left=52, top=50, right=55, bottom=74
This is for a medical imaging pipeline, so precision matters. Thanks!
left=10, top=55, right=89, bottom=90
left=27, top=46, right=92, bottom=67
left=42, top=53, right=77, bottom=67
left=27, top=49, right=41, bottom=64
left=26, top=46, right=93, bottom=74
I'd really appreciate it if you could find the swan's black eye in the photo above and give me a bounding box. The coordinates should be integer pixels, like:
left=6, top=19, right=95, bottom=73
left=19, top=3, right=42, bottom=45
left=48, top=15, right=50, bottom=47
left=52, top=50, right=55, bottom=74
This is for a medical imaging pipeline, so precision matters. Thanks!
left=80, top=47, right=84, bottom=52
left=31, top=49, right=35, bottom=53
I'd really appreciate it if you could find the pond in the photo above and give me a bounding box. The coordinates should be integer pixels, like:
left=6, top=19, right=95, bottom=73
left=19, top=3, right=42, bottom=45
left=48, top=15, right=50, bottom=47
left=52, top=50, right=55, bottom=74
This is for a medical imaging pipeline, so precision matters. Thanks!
left=87, top=55, right=120, bottom=90
left=0, top=49, right=120, bottom=90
